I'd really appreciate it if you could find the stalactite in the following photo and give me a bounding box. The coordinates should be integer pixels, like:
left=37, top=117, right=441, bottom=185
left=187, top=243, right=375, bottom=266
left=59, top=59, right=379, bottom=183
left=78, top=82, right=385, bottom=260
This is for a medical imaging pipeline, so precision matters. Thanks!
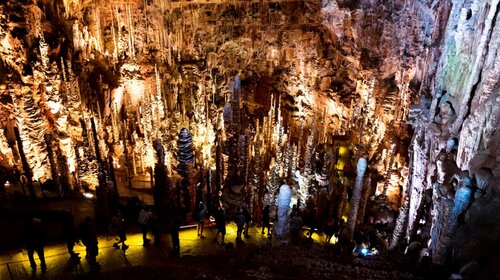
left=291, top=143, right=298, bottom=179
left=14, top=126, right=35, bottom=200
left=91, top=117, right=108, bottom=214
left=44, top=133, right=62, bottom=195
left=274, top=123, right=284, bottom=183
left=345, top=157, right=367, bottom=239
left=252, top=137, right=262, bottom=221
left=12, top=90, right=50, bottom=182
left=284, top=142, right=292, bottom=180
left=382, top=142, right=397, bottom=195
left=0, top=129, right=14, bottom=167
left=127, top=4, right=135, bottom=59
left=223, top=103, right=237, bottom=181
left=238, top=133, right=248, bottom=185
left=300, top=133, right=314, bottom=202
left=215, top=133, right=224, bottom=201
left=267, top=159, right=279, bottom=201
left=155, top=64, right=165, bottom=121
left=54, top=145, right=70, bottom=194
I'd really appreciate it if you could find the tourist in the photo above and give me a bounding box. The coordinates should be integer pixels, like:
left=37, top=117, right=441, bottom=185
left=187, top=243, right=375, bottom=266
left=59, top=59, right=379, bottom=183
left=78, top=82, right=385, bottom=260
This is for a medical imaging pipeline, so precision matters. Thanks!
left=242, top=205, right=252, bottom=238
left=324, top=217, right=336, bottom=243
left=24, top=217, right=47, bottom=272
left=110, top=211, right=129, bottom=251
left=138, top=206, right=152, bottom=246
left=305, top=207, right=318, bottom=239
left=235, top=207, right=245, bottom=243
left=261, top=205, right=271, bottom=236
left=171, top=210, right=182, bottom=256
left=63, top=214, right=80, bottom=263
left=196, top=201, right=207, bottom=238
left=213, top=204, right=227, bottom=245
left=290, top=213, right=303, bottom=243
left=79, top=217, right=100, bottom=271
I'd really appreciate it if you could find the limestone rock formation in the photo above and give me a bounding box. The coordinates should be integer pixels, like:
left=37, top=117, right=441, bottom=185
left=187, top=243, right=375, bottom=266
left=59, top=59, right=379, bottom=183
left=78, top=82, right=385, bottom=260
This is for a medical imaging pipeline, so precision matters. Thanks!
left=0, top=0, right=499, bottom=277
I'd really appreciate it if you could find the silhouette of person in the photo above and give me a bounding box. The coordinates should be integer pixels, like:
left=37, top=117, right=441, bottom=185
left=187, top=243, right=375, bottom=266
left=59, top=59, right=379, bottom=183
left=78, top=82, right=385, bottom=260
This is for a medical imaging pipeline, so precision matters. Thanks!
left=261, top=205, right=271, bottom=235
left=242, top=206, right=252, bottom=238
left=196, top=201, right=207, bottom=238
left=235, top=208, right=245, bottom=243
left=79, top=217, right=100, bottom=271
left=110, top=211, right=129, bottom=251
left=24, top=217, right=47, bottom=272
left=171, top=210, right=182, bottom=257
left=213, top=204, right=227, bottom=245
left=63, top=214, right=80, bottom=263
left=138, top=207, right=152, bottom=246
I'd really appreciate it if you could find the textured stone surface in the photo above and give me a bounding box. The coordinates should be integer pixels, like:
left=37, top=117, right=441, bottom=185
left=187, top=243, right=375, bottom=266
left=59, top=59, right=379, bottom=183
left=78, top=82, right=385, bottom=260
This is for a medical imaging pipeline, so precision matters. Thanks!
left=0, top=0, right=499, bottom=277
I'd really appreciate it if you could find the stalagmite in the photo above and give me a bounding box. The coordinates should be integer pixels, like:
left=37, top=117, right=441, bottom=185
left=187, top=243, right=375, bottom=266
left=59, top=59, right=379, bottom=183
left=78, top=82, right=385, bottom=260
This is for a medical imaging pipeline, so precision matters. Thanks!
left=345, top=157, right=367, bottom=239
left=274, top=183, right=292, bottom=241
left=177, top=128, right=195, bottom=211
left=357, top=173, right=371, bottom=225
left=382, top=142, right=397, bottom=195
left=390, top=149, right=414, bottom=250
left=433, top=182, right=473, bottom=265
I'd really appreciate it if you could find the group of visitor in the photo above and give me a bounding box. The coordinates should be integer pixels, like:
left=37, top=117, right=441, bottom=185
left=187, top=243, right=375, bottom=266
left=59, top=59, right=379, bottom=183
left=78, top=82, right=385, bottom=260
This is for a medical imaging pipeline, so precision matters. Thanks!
left=22, top=200, right=352, bottom=274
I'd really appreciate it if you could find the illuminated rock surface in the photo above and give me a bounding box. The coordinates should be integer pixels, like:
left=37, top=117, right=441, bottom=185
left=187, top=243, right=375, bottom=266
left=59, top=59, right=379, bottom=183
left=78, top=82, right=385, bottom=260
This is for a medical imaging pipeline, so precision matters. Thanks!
left=0, top=0, right=499, bottom=278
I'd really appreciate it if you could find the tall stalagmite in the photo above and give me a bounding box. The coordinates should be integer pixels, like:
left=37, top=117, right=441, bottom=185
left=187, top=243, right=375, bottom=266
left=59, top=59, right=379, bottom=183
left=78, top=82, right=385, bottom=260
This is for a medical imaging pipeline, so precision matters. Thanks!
left=345, top=157, right=367, bottom=239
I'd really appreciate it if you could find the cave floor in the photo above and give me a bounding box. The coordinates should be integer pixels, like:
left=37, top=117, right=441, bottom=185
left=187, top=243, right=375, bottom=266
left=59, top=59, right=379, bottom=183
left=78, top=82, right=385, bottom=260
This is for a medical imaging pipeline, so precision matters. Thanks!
left=0, top=223, right=422, bottom=280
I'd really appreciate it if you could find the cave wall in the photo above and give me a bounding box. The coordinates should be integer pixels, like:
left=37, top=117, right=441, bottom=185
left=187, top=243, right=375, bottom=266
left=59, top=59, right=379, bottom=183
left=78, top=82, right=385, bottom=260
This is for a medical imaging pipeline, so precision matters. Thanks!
left=402, top=0, right=500, bottom=276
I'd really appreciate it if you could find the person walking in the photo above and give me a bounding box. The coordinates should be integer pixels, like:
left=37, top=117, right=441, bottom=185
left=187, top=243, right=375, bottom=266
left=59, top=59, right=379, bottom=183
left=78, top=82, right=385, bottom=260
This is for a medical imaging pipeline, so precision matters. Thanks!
left=110, top=211, right=129, bottom=251
left=63, top=214, right=80, bottom=263
left=213, top=204, right=227, bottom=245
left=305, top=207, right=318, bottom=239
left=242, top=206, right=252, bottom=238
left=261, top=205, right=271, bottom=236
left=171, top=210, right=182, bottom=257
left=79, top=217, right=100, bottom=271
left=290, top=213, right=303, bottom=243
left=138, top=207, right=152, bottom=246
left=234, top=208, right=245, bottom=244
left=24, top=217, right=47, bottom=272
left=324, top=217, right=336, bottom=243
left=196, top=201, right=207, bottom=238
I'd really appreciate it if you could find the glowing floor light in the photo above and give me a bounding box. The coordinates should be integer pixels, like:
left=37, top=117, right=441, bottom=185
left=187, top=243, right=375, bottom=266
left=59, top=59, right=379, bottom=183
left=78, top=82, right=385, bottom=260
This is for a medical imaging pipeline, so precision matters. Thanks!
left=83, top=192, right=94, bottom=199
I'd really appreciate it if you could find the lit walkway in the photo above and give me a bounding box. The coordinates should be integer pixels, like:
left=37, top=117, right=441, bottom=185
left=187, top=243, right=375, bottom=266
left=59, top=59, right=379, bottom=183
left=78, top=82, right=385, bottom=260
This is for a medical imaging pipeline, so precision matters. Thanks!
left=0, top=223, right=334, bottom=280
left=0, top=222, right=335, bottom=280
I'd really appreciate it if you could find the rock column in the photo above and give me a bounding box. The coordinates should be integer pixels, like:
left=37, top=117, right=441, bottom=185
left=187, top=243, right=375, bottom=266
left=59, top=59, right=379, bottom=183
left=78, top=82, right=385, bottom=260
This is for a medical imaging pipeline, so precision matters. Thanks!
left=345, top=157, right=367, bottom=240
left=274, top=184, right=292, bottom=242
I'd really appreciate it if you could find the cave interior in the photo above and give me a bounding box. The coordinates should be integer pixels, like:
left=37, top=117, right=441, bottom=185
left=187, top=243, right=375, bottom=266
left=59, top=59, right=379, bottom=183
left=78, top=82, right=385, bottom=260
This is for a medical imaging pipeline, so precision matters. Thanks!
left=0, top=0, right=499, bottom=278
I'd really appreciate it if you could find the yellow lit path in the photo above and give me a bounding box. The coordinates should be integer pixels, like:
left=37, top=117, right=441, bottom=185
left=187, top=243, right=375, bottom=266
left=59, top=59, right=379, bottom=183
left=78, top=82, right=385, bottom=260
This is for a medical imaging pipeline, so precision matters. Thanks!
left=0, top=223, right=335, bottom=280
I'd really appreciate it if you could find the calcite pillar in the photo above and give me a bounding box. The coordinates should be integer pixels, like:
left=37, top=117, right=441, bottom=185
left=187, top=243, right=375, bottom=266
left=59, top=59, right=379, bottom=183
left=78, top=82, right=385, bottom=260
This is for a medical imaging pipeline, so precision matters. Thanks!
left=432, top=185, right=472, bottom=265
left=345, top=157, right=367, bottom=240
left=274, top=183, right=292, bottom=241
